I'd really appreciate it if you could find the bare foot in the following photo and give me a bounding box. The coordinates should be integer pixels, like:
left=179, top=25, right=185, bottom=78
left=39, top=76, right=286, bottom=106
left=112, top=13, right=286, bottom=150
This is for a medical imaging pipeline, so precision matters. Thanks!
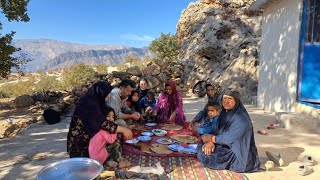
left=106, top=160, right=118, bottom=168
left=118, top=160, right=131, bottom=168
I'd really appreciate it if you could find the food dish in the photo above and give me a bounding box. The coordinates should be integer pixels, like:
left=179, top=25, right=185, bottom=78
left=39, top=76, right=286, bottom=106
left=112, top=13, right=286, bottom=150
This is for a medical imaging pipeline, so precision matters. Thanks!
left=141, top=131, right=153, bottom=136
left=161, top=124, right=183, bottom=131
left=156, top=138, right=174, bottom=145
left=138, top=136, right=151, bottom=142
left=125, top=138, right=139, bottom=144
left=37, top=157, right=103, bottom=180
left=168, top=144, right=184, bottom=151
left=145, top=123, right=157, bottom=127
left=152, top=129, right=167, bottom=136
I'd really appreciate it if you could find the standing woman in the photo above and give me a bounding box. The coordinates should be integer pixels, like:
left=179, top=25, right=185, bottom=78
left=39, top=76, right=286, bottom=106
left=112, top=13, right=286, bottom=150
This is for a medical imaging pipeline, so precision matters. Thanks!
left=67, top=81, right=133, bottom=159
left=153, top=80, right=186, bottom=125
left=196, top=89, right=260, bottom=173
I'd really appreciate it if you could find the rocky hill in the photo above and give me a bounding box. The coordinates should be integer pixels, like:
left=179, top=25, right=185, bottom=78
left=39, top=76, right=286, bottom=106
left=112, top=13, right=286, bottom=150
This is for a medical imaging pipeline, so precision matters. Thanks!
left=177, top=0, right=260, bottom=103
left=12, top=39, right=151, bottom=72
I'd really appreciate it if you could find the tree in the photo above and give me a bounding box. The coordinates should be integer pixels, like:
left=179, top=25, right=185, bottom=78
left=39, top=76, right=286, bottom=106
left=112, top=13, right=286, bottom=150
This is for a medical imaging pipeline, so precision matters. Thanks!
left=148, top=33, right=179, bottom=62
left=0, top=0, right=30, bottom=78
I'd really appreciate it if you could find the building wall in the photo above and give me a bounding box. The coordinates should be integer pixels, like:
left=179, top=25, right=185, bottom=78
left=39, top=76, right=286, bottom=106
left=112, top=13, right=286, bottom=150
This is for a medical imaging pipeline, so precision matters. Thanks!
left=258, top=0, right=303, bottom=112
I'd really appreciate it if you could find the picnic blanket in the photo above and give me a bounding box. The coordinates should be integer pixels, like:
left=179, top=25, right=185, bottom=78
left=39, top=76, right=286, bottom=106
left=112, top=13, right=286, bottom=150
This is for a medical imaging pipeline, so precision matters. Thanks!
left=116, top=155, right=248, bottom=180
left=123, top=123, right=199, bottom=157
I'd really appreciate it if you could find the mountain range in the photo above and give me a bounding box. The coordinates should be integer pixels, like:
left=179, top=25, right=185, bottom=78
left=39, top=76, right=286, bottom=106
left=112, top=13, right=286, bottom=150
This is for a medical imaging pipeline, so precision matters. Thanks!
left=12, top=39, right=151, bottom=72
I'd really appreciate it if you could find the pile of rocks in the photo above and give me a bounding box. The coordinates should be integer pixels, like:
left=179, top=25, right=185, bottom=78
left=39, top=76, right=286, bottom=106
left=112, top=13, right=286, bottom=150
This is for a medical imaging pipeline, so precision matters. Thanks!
left=176, top=0, right=261, bottom=103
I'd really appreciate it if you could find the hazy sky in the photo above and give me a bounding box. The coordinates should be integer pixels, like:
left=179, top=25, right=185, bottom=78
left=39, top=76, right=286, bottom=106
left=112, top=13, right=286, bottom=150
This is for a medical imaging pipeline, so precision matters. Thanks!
left=1, top=0, right=196, bottom=47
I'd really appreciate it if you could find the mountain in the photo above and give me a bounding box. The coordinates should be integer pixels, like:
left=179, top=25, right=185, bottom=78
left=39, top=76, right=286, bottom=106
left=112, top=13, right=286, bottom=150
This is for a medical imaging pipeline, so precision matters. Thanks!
left=12, top=39, right=151, bottom=72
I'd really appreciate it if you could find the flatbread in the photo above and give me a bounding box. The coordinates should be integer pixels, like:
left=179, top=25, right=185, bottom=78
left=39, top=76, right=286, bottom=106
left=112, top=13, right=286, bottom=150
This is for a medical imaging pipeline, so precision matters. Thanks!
left=135, top=142, right=152, bottom=153
left=157, top=138, right=174, bottom=145
left=170, top=135, right=198, bottom=144
left=129, top=124, right=152, bottom=131
left=160, top=124, right=183, bottom=131
left=150, top=143, right=172, bottom=154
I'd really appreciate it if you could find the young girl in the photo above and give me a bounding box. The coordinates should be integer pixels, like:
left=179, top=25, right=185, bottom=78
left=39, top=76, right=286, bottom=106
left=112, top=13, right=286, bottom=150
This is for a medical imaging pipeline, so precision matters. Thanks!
left=89, top=106, right=119, bottom=166
left=126, top=90, right=141, bottom=113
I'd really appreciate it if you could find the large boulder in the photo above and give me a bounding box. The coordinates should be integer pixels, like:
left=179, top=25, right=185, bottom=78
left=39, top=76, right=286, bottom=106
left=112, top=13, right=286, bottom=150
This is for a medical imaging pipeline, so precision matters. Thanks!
left=11, top=94, right=35, bottom=108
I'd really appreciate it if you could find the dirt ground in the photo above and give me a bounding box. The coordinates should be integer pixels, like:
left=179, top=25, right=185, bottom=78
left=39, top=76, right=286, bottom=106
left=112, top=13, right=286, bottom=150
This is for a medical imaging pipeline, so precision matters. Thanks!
left=0, top=98, right=319, bottom=180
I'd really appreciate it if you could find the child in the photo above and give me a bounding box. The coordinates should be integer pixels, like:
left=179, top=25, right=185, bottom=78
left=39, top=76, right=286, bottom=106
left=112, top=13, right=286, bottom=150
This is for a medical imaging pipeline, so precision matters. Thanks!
left=139, top=91, right=156, bottom=114
left=192, top=101, right=221, bottom=136
left=126, top=90, right=141, bottom=113
left=89, top=106, right=118, bottom=166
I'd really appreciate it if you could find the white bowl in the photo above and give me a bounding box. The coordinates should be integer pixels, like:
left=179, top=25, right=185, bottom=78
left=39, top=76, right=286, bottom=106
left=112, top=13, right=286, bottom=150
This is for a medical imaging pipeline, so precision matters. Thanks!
left=138, top=136, right=151, bottom=141
left=152, top=129, right=167, bottom=136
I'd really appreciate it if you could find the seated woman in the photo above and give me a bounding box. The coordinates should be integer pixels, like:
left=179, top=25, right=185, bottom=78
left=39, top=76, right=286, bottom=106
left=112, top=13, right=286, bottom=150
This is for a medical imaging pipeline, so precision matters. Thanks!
left=196, top=89, right=260, bottom=173
left=153, top=80, right=186, bottom=125
left=67, top=81, right=133, bottom=167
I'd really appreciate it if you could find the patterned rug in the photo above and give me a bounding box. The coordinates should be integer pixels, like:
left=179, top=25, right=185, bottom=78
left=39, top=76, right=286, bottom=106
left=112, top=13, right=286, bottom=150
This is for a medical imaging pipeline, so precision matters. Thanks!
left=122, top=155, right=248, bottom=180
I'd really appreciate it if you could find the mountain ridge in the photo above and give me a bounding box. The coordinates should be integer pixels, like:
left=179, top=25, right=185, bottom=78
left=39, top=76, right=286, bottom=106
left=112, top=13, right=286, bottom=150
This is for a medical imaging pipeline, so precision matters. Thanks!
left=12, top=39, right=151, bottom=72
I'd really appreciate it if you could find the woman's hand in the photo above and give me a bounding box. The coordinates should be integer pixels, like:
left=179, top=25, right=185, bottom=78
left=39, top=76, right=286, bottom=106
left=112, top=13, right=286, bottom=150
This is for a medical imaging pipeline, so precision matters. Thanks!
left=169, top=111, right=176, bottom=123
left=201, top=134, right=213, bottom=143
left=116, top=126, right=133, bottom=140
left=202, top=142, right=215, bottom=155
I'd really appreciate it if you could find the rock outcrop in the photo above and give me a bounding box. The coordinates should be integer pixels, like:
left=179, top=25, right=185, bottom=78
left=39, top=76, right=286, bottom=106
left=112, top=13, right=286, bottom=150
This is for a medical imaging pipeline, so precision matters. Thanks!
left=177, top=0, right=260, bottom=103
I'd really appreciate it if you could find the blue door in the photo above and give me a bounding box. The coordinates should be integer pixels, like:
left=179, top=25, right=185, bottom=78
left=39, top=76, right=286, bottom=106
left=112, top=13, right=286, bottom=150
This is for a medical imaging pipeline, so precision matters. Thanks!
left=298, top=0, right=320, bottom=103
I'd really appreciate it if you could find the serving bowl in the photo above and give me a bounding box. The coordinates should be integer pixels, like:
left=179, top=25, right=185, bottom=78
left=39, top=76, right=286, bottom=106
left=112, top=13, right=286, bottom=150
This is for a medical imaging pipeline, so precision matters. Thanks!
left=37, top=158, right=103, bottom=180
left=152, top=129, right=167, bottom=137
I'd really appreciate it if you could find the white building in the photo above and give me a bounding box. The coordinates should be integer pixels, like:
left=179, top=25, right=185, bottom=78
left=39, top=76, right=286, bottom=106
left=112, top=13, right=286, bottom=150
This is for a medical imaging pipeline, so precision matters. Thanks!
left=249, top=0, right=320, bottom=117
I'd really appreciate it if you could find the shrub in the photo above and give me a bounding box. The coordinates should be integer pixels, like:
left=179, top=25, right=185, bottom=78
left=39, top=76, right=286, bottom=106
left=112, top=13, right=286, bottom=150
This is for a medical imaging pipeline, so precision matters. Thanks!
left=0, top=80, right=34, bottom=97
left=94, top=64, right=109, bottom=74
left=62, top=63, right=96, bottom=90
left=34, top=75, right=63, bottom=92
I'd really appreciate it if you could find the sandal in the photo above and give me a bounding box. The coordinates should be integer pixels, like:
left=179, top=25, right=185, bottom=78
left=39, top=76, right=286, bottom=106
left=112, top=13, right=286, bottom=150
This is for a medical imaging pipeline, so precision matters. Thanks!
left=257, top=129, right=268, bottom=135
left=299, top=165, right=313, bottom=176
left=266, top=151, right=284, bottom=167
left=267, top=123, right=280, bottom=129
left=303, top=155, right=314, bottom=166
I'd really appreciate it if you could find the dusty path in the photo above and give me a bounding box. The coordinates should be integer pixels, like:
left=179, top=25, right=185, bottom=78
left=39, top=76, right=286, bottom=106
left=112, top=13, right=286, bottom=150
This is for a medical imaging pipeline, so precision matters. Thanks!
left=0, top=98, right=319, bottom=180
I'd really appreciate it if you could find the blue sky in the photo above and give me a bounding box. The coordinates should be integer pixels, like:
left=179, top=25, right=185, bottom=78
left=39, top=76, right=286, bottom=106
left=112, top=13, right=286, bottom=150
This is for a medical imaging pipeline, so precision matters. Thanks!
left=1, top=0, right=196, bottom=47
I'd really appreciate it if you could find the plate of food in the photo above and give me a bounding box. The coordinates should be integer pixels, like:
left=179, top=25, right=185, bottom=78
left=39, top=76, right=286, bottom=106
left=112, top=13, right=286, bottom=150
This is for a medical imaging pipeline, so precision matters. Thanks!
left=156, top=138, right=174, bottom=145
left=152, top=129, right=167, bottom=136
left=168, top=144, right=184, bottom=151
left=138, top=136, right=151, bottom=142
left=125, top=138, right=139, bottom=144
left=141, top=131, right=153, bottom=136
left=161, top=124, right=183, bottom=131
left=145, top=123, right=157, bottom=127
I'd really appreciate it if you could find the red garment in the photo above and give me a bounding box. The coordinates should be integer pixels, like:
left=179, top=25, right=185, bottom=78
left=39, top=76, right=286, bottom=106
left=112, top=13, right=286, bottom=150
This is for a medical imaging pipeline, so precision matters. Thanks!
left=166, top=80, right=177, bottom=117
left=89, top=130, right=117, bottom=165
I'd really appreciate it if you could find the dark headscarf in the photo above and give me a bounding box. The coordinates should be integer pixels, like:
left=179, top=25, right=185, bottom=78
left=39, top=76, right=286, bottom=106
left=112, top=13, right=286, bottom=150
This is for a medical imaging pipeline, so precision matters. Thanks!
left=74, top=81, right=114, bottom=138
left=165, top=80, right=177, bottom=117
left=215, top=89, right=260, bottom=172
left=127, top=90, right=141, bottom=113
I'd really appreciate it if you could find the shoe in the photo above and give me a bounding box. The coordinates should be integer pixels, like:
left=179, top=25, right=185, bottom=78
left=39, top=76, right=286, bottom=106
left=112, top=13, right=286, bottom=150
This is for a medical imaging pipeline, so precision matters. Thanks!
left=264, top=161, right=274, bottom=171
left=299, top=165, right=313, bottom=176
left=266, top=151, right=284, bottom=167
left=257, top=129, right=268, bottom=135
left=303, top=155, right=314, bottom=166
left=267, top=123, right=280, bottom=129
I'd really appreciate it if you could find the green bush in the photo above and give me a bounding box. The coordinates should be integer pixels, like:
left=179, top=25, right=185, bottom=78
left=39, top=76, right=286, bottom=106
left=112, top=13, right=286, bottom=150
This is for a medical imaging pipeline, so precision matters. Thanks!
left=62, top=64, right=96, bottom=90
left=34, top=75, right=63, bottom=92
left=0, top=91, right=9, bottom=98
left=0, top=80, right=34, bottom=98
left=94, top=64, right=109, bottom=74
